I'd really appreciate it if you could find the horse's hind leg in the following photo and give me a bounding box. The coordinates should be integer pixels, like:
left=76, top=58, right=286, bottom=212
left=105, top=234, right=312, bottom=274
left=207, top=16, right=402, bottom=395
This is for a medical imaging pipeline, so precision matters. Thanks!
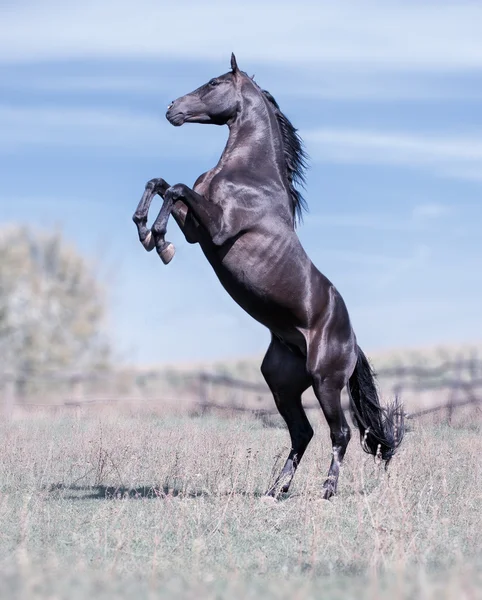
left=311, top=374, right=352, bottom=500
left=262, top=336, right=312, bottom=499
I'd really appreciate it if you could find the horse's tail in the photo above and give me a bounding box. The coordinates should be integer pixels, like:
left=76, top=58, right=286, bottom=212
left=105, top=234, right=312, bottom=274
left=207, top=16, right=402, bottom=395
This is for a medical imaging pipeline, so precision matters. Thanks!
left=348, top=346, right=404, bottom=463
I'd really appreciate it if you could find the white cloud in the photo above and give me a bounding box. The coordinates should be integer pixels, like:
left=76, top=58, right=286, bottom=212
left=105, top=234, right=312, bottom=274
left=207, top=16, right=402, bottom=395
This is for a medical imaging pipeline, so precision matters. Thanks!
left=0, top=104, right=224, bottom=157
left=3, top=104, right=481, bottom=187
left=315, top=248, right=420, bottom=268
left=4, top=67, right=482, bottom=103
left=280, top=69, right=482, bottom=102
left=305, top=213, right=423, bottom=232
left=4, top=101, right=480, bottom=186
left=412, top=203, right=450, bottom=219
left=304, top=128, right=482, bottom=181
left=372, top=244, right=432, bottom=291
left=305, top=204, right=454, bottom=240
left=1, top=1, right=482, bottom=71
left=0, top=105, right=157, bottom=155
left=445, top=167, right=482, bottom=182
left=7, top=75, right=163, bottom=94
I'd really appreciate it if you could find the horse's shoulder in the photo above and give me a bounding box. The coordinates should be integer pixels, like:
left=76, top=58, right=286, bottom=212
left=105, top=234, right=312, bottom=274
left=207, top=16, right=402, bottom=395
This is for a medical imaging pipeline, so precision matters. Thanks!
left=193, top=168, right=220, bottom=196
left=193, top=170, right=210, bottom=189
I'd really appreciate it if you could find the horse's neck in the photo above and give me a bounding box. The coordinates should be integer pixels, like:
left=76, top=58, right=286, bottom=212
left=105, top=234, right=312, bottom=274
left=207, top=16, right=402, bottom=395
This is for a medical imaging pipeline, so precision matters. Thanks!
left=221, top=98, right=285, bottom=177
left=205, top=87, right=295, bottom=225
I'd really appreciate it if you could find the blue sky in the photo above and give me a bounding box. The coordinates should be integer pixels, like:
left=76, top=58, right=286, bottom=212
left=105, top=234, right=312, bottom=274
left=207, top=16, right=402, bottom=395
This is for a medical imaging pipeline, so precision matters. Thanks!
left=1, top=1, right=481, bottom=364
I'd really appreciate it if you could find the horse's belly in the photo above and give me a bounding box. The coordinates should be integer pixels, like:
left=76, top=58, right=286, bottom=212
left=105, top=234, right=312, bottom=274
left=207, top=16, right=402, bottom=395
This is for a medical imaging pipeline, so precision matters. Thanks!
left=198, top=229, right=335, bottom=351
left=206, top=256, right=309, bottom=350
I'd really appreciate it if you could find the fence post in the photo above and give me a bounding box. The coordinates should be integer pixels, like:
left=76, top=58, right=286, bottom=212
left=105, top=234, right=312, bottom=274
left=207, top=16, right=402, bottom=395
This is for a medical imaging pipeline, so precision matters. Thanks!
left=4, top=373, right=16, bottom=418
left=447, top=357, right=462, bottom=425
left=198, top=373, right=208, bottom=415
left=446, top=394, right=454, bottom=425
left=69, top=374, right=84, bottom=405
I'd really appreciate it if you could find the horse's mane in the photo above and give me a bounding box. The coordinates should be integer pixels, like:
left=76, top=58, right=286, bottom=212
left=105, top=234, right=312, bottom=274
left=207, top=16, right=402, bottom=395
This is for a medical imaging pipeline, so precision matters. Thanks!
left=260, top=89, right=309, bottom=225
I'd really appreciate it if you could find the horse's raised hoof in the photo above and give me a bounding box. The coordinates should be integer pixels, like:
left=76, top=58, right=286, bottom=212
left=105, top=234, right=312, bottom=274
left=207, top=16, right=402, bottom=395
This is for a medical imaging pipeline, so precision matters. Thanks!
left=141, top=230, right=155, bottom=252
left=159, top=242, right=175, bottom=265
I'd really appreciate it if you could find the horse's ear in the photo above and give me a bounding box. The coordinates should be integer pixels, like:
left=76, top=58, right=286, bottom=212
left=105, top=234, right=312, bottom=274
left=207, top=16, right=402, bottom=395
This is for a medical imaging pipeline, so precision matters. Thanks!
left=231, top=53, right=239, bottom=73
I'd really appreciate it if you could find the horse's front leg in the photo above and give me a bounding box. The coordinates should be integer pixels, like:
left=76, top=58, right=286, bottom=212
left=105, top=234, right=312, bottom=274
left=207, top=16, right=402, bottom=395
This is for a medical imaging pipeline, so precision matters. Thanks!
left=151, top=183, right=223, bottom=264
left=132, top=178, right=170, bottom=251
left=171, top=202, right=201, bottom=245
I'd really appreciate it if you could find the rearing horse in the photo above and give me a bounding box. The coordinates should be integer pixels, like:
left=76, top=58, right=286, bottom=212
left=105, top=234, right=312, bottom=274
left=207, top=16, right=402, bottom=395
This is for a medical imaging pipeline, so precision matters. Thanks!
left=133, top=54, right=404, bottom=499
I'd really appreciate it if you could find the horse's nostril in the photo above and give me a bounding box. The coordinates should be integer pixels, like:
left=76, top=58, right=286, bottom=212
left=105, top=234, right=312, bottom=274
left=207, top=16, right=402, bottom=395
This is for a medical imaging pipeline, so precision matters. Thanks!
left=167, top=102, right=174, bottom=110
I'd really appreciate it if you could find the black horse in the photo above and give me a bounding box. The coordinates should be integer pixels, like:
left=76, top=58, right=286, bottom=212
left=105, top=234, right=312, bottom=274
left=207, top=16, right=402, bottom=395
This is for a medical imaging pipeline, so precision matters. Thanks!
left=133, top=54, right=404, bottom=499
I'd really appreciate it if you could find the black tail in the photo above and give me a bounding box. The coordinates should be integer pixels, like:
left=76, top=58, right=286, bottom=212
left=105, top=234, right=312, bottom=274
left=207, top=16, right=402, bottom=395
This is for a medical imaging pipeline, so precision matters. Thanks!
left=348, top=346, right=404, bottom=463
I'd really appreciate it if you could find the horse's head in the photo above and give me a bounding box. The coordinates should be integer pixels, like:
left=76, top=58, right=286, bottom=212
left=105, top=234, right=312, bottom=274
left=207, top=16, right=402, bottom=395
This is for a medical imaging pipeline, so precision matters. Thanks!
left=166, top=54, right=242, bottom=127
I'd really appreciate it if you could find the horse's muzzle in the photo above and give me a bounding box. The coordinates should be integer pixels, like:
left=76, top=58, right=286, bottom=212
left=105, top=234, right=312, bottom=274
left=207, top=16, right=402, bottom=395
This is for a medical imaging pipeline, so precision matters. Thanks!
left=166, top=108, right=185, bottom=127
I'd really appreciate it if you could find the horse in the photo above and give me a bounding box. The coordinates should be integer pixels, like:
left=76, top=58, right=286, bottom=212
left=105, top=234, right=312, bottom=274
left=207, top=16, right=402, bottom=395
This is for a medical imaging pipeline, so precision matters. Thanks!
left=133, top=54, right=404, bottom=499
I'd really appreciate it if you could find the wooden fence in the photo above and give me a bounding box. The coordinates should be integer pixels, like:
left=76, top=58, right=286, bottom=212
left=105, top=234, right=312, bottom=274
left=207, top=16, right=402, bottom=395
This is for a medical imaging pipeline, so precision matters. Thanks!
left=194, top=361, right=482, bottom=423
left=1, top=354, right=482, bottom=422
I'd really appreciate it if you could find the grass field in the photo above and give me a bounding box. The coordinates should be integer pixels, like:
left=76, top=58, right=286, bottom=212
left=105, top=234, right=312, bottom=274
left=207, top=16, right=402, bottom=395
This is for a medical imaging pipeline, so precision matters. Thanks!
left=0, top=405, right=481, bottom=599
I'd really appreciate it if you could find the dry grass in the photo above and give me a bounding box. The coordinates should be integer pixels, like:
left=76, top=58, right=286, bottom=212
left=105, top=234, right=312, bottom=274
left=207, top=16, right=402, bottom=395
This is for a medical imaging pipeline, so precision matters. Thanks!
left=0, top=405, right=481, bottom=599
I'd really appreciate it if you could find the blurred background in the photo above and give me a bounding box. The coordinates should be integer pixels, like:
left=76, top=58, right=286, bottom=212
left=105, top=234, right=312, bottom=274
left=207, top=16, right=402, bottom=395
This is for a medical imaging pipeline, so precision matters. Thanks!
left=1, top=0, right=481, bottom=414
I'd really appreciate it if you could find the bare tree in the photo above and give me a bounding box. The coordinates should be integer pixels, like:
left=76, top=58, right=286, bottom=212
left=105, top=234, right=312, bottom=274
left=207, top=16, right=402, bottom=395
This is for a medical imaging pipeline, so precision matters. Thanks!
left=0, top=225, right=110, bottom=380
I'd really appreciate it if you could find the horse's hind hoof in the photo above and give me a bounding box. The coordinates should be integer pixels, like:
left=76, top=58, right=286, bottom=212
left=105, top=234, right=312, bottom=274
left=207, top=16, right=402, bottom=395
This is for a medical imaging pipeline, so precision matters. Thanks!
left=260, top=495, right=279, bottom=506
left=322, top=486, right=336, bottom=501
left=159, top=242, right=175, bottom=265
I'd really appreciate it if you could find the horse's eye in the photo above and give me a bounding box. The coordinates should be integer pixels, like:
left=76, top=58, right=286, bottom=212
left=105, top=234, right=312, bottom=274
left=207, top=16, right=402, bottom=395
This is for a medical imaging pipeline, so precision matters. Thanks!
left=209, top=79, right=219, bottom=87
